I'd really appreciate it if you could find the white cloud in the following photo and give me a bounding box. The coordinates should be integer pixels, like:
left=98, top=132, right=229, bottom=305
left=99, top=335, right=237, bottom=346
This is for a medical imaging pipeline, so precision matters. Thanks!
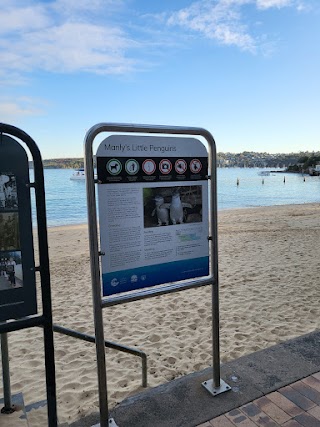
left=9, top=22, right=137, bottom=74
left=166, top=0, right=309, bottom=52
left=0, top=0, right=311, bottom=82
left=256, top=0, right=293, bottom=9
left=167, top=0, right=256, bottom=52
left=259, top=0, right=311, bottom=12
left=0, top=4, right=50, bottom=34
left=0, top=97, right=44, bottom=122
left=52, top=0, right=123, bottom=17
left=0, top=0, right=137, bottom=79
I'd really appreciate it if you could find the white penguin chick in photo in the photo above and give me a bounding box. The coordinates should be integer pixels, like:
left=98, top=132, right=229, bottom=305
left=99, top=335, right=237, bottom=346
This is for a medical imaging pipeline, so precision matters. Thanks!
left=152, top=195, right=170, bottom=226
left=170, top=190, right=192, bottom=224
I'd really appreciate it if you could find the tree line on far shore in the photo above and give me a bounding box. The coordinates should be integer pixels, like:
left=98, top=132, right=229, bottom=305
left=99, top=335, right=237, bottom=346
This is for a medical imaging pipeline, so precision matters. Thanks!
left=287, top=154, right=320, bottom=173
left=28, top=152, right=320, bottom=170
left=29, top=157, right=96, bottom=169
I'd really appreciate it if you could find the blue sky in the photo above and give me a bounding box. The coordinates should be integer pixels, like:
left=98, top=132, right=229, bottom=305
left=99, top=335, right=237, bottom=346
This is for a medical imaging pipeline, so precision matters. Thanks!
left=1, top=0, right=319, bottom=159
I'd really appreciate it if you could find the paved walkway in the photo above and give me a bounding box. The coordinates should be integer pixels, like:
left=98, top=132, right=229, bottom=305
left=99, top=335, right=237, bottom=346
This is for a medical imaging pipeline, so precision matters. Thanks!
left=198, top=372, right=320, bottom=427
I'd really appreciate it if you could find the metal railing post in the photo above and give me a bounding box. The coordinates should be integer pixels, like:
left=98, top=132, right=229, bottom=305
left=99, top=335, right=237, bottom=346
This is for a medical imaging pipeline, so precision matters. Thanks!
left=1, top=332, right=13, bottom=413
left=52, top=324, right=148, bottom=388
left=85, top=129, right=110, bottom=427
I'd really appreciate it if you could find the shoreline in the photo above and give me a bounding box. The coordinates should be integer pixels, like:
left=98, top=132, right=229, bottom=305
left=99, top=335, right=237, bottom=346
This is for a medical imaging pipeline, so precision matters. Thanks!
left=3, top=202, right=320, bottom=426
left=43, top=201, right=320, bottom=229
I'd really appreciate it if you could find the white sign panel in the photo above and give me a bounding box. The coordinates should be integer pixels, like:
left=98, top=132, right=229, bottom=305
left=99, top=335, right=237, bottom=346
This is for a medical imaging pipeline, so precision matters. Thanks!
left=96, top=135, right=209, bottom=297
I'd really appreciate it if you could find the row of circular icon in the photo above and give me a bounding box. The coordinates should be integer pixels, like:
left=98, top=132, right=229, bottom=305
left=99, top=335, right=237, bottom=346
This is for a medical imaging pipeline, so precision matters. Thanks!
left=110, top=273, right=145, bottom=287
left=106, top=158, right=203, bottom=176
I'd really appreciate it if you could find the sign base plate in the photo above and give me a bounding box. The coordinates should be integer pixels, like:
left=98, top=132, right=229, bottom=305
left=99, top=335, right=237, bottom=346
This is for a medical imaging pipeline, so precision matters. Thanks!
left=92, top=418, right=118, bottom=427
left=202, top=378, right=231, bottom=396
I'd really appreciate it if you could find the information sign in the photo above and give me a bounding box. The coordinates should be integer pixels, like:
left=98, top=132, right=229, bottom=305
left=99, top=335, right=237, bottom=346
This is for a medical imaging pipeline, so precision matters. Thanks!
left=0, top=135, right=37, bottom=321
left=96, top=135, right=210, bottom=297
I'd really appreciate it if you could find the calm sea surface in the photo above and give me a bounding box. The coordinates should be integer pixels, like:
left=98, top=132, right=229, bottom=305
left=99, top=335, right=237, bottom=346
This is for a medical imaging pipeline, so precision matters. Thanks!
left=30, top=168, right=320, bottom=227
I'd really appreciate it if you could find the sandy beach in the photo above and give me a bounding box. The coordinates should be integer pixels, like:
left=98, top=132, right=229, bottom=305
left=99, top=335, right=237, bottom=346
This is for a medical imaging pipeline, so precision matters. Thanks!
left=1, top=203, right=320, bottom=426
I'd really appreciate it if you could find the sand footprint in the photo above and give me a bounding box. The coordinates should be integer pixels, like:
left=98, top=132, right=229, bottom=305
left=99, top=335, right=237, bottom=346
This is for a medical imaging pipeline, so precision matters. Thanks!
left=148, top=333, right=161, bottom=343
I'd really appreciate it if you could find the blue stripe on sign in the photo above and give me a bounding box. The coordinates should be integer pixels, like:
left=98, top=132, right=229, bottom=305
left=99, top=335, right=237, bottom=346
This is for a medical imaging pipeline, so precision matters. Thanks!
left=102, top=256, right=210, bottom=296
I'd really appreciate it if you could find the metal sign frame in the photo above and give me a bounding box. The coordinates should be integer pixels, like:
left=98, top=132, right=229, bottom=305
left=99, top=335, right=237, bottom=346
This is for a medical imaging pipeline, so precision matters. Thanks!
left=84, top=123, right=230, bottom=427
left=0, top=133, right=37, bottom=321
left=0, top=123, right=57, bottom=427
left=96, top=133, right=210, bottom=302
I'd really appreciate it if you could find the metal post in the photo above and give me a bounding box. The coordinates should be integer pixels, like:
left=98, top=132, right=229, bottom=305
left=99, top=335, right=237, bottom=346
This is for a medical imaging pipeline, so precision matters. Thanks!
left=33, top=133, right=58, bottom=427
left=1, top=333, right=14, bottom=413
left=211, top=146, right=221, bottom=388
left=85, top=129, right=111, bottom=427
left=202, top=132, right=231, bottom=397
left=211, top=278, right=222, bottom=389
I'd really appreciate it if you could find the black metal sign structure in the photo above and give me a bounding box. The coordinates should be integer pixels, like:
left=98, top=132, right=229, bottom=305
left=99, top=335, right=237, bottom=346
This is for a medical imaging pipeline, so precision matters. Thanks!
left=0, top=123, right=57, bottom=427
left=0, top=134, right=36, bottom=321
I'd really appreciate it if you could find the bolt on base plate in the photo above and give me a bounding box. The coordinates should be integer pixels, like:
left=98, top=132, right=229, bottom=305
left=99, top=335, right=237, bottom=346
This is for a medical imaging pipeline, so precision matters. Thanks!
left=202, top=379, right=231, bottom=396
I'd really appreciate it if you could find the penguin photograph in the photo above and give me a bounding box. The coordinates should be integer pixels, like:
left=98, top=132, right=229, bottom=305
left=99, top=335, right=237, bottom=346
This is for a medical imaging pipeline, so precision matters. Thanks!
left=143, top=185, right=203, bottom=228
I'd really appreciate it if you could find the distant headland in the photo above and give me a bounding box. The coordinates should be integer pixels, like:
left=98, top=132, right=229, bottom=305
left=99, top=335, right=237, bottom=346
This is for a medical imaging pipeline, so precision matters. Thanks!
left=28, top=151, right=320, bottom=170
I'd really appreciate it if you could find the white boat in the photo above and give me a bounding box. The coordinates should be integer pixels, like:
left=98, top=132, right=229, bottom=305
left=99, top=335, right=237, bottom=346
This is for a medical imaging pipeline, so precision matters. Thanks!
left=258, top=171, right=270, bottom=176
left=70, top=168, right=85, bottom=180
left=70, top=168, right=98, bottom=180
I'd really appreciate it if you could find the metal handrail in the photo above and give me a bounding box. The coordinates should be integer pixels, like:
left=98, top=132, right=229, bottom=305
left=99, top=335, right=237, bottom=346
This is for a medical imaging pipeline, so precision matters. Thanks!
left=52, top=324, right=147, bottom=388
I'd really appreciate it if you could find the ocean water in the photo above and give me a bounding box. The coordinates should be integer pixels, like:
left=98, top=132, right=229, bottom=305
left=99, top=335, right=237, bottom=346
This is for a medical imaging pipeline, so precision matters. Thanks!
left=30, top=168, right=320, bottom=227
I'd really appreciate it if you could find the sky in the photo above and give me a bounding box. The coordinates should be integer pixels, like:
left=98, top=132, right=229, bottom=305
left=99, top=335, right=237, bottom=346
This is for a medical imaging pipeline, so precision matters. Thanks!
left=1, top=0, right=320, bottom=159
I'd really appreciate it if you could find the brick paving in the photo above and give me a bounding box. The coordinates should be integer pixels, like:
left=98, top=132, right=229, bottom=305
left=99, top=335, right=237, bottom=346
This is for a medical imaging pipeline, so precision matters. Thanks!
left=197, top=373, right=320, bottom=427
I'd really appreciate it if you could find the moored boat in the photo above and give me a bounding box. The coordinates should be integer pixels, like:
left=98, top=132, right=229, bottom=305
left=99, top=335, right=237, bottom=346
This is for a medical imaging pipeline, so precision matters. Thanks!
left=70, top=168, right=85, bottom=180
left=308, top=165, right=320, bottom=176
